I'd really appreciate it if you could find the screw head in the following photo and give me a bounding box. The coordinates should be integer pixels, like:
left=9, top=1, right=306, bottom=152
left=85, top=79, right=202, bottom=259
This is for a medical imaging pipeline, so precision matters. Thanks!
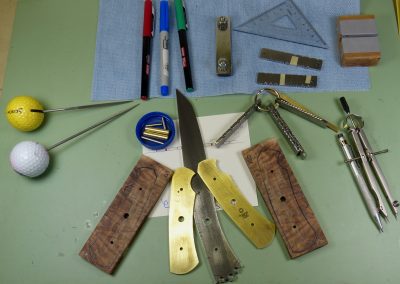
left=218, top=16, right=228, bottom=31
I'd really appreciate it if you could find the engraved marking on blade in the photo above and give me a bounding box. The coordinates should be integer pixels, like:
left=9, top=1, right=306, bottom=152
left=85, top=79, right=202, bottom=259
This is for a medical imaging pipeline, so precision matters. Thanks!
left=198, top=159, right=275, bottom=248
left=257, top=73, right=317, bottom=88
left=169, top=168, right=199, bottom=274
left=260, top=48, right=323, bottom=70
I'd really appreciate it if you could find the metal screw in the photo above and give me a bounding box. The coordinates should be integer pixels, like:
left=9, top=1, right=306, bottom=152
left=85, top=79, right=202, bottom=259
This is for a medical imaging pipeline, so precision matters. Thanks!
left=218, top=58, right=228, bottom=72
left=218, top=16, right=228, bottom=31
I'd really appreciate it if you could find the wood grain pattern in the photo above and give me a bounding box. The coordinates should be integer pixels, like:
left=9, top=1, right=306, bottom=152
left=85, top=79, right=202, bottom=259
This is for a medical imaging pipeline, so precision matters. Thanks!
left=340, top=51, right=381, bottom=67
left=242, top=139, right=327, bottom=258
left=338, top=15, right=376, bottom=21
left=79, top=155, right=173, bottom=274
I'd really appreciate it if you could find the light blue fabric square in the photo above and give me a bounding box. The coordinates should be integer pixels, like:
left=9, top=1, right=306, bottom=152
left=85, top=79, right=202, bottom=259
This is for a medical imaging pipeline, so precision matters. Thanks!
left=91, top=0, right=368, bottom=100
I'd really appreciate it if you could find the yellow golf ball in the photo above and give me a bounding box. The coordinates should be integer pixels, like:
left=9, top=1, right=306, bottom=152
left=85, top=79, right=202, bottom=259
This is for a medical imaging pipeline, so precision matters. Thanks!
left=5, top=96, right=45, bottom=131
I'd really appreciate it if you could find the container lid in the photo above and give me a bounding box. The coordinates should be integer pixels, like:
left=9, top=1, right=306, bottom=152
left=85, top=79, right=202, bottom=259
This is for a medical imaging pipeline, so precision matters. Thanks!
left=135, top=111, right=175, bottom=150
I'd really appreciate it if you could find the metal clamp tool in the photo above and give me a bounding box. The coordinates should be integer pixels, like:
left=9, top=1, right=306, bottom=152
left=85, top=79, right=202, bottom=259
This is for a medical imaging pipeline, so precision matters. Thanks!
left=215, top=88, right=339, bottom=159
left=259, top=88, right=339, bottom=132
left=255, top=88, right=338, bottom=158
left=339, top=97, right=398, bottom=225
left=256, top=88, right=339, bottom=159
left=257, top=100, right=307, bottom=159
left=216, top=16, right=232, bottom=76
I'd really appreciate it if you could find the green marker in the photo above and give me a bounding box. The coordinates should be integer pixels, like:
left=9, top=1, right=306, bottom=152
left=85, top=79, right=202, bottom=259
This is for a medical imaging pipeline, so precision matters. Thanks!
left=174, top=0, right=194, bottom=92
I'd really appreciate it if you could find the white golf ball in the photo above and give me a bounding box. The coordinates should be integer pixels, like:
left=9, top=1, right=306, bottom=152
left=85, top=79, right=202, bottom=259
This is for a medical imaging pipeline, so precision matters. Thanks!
left=10, top=141, right=50, bottom=178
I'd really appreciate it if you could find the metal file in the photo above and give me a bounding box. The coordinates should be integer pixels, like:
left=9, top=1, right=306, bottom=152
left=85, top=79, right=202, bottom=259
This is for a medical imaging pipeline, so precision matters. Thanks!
left=257, top=73, right=318, bottom=88
left=260, top=48, right=323, bottom=70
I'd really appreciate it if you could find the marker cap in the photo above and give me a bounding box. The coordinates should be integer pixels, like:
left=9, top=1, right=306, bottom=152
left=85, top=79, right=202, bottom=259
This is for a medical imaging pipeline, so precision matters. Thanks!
left=161, top=86, right=169, bottom=96
left=160, top=1, right=169, bottom=32
left=135, top=111, right=175, bottom=150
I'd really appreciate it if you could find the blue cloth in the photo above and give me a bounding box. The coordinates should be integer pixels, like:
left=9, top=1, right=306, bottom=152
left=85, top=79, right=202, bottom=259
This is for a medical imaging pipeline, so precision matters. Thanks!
left=91, top=0, right=368, bottom=100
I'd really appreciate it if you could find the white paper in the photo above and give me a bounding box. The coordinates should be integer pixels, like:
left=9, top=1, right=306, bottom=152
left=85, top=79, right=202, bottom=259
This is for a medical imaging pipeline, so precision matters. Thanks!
left=144, top=113, right=258, bottom=218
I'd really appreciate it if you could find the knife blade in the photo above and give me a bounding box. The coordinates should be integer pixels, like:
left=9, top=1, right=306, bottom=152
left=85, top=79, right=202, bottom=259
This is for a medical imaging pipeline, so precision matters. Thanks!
left=176, top=89, right=241, bottom=283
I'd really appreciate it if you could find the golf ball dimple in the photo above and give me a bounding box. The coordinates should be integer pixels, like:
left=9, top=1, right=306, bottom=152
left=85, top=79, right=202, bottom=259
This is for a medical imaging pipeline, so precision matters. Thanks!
left=10, top=141, right=50, bottom=178
left=5, top=96, right=45, bottom=131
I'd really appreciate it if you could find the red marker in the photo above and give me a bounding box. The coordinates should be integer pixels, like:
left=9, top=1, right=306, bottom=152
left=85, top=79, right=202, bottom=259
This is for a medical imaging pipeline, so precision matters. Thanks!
left=140, top=0, right=154, bottom=101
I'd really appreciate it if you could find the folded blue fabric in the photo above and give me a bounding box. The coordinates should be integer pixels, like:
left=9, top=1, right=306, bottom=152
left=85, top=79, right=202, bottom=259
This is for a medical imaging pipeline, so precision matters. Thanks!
left=92, top=0, right=368, bottom=100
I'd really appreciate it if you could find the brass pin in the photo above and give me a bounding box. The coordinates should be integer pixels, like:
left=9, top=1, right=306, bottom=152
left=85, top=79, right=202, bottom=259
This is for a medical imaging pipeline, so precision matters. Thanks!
left=141, top=136, right=164, bottom=145
left=144, top=126, right=170, bottom=136
left=143, top=130, right=169, bottom=140
left=146, top=123, right=163, bottom=127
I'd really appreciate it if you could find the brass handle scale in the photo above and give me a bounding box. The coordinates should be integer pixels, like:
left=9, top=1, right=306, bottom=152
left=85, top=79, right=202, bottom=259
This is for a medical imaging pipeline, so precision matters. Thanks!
left=198, top=159, right=276, bottom=248
left=169, top=168, right=199, bottom=274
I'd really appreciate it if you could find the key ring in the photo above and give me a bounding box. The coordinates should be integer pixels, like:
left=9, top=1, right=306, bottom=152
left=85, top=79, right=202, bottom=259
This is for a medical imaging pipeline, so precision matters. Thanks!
left=254, top=88, right=281, bottom=112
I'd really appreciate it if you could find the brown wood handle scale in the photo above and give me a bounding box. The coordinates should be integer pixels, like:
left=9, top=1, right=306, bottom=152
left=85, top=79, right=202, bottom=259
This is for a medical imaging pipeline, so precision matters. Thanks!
left=242, top=139, right=327, bottom=258
left=79, top=155, right=173, bottom=274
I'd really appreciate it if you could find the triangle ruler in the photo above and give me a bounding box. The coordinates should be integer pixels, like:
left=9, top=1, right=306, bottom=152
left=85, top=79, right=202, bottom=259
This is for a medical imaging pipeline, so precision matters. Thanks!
left=234, top=0, right=328, bottom=49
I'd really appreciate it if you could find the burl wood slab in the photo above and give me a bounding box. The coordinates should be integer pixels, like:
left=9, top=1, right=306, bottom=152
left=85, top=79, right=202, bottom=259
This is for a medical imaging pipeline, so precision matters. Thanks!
left=80, top=155, right=173, bottom=274
left=242, top=139, right=327, bottom=258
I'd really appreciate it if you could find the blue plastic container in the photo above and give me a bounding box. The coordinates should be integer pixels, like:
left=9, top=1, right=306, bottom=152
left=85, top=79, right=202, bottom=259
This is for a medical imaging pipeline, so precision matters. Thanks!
left=135, top=112, right=175, bottom=150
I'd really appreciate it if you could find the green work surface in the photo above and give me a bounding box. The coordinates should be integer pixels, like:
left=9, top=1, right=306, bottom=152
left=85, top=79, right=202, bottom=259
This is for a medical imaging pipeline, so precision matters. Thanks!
left=1, top=0, right=400, bottom=283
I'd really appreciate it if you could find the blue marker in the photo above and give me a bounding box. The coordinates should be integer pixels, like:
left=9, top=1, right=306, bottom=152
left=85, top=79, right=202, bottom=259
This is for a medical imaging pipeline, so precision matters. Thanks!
left=160, top=0, right=169, bottom=96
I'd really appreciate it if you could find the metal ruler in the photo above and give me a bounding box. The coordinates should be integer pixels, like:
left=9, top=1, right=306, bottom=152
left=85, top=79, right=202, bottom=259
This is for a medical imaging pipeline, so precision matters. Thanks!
left=257, top=72, right=317, bottom=88
left=234, top=0, right=328, bottom=49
